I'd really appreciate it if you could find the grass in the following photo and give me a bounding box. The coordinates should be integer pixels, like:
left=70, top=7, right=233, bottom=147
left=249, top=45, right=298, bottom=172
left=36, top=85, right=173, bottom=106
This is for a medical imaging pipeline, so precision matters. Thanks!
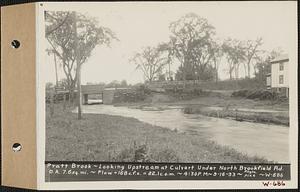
left=46, top=103, right=269, bottom=163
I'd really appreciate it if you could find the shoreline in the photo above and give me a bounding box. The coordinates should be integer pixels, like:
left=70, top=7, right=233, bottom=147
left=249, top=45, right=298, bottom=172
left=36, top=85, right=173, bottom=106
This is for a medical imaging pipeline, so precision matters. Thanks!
left=113, top=93, right=289, bottom=127
left=182, top=105, right=289, bottom=127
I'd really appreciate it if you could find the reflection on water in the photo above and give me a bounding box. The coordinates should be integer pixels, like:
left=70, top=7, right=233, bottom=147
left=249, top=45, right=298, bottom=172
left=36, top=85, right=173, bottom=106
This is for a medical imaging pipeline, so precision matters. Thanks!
left=77, top=105, right=289, bottom=163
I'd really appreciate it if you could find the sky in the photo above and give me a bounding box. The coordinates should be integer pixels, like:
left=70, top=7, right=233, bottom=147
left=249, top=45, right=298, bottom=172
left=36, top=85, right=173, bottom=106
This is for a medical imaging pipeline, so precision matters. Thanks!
left=43, top=1, right=297, bottom=85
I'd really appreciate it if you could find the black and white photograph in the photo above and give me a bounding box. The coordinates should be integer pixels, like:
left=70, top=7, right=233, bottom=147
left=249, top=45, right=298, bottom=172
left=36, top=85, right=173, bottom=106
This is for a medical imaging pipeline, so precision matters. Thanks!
left=39, top=1, right=297, bottom=188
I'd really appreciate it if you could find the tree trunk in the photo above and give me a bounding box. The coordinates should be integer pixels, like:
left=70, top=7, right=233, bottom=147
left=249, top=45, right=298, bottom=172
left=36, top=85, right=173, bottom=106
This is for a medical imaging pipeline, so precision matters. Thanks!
left=54, top=53, right=59, bottom=87
left=182, top=59, right=186, bottom=88
left=215, top=69, right=218, bottom=83
left=243, top=63, right=247, bottom=78
left=247, top=62, right=251, bottom=78
left=73, top=11, right=82, bottom=120
left=168, top=62, right=171, bottom=81
left=214, top=60, right=218, bottom=83
left=235, top=65, right=239, bottom=80
left=69, top=85, right=75, bottom=103
left=229, top=64, right=233, bottom=80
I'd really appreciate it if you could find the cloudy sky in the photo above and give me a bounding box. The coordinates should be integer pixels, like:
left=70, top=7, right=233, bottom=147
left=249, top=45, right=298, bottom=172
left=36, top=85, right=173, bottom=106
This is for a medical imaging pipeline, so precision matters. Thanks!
left=42, top=1, right=297, bottom=85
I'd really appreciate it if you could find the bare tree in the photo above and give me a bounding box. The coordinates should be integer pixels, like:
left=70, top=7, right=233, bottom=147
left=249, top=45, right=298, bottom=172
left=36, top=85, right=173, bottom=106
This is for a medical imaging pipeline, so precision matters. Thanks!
left=131, top=46, right=169, bottom=82
left=222, top=38, right=246, bottom=80
left=243, top=38, right=263, bottom=78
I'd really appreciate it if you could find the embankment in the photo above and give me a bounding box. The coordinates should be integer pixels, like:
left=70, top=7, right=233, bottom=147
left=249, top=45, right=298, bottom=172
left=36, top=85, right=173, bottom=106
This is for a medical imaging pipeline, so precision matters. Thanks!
left=183, top=105, right=289, bottom=126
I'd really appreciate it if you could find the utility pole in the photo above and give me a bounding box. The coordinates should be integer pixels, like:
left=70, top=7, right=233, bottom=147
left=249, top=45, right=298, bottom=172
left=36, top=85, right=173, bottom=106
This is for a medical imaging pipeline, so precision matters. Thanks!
left=73, top=11, right=82, bottom=120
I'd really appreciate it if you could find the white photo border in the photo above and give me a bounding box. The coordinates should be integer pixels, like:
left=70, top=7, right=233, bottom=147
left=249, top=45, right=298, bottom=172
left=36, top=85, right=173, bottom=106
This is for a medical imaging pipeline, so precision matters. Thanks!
left=36, top=1, right=298, bottom=190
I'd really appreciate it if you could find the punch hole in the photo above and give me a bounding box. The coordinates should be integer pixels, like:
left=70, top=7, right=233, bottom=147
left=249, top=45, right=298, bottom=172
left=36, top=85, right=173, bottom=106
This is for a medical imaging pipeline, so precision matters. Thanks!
left=12, top=143, right=22, bottom=152
left=11, top=40, right=21, bottom=49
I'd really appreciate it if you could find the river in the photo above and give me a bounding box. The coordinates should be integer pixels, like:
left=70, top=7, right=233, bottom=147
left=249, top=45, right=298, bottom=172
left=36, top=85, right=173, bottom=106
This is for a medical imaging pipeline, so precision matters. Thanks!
left=78, top=104, right=289, bottom=163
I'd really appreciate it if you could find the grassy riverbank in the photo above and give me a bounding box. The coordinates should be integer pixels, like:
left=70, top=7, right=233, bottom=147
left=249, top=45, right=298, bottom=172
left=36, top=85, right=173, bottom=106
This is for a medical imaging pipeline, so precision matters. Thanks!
left=183, top=105, right=289, bottom=126
left=115, top=92, right=289, bottom=126
left=46, top=104, right=269, bottom=163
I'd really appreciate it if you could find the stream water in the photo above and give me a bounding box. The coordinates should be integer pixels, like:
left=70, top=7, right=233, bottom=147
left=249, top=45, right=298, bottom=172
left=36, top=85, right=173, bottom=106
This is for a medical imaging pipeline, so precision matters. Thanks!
left=78, top=104, right=289, bottom=163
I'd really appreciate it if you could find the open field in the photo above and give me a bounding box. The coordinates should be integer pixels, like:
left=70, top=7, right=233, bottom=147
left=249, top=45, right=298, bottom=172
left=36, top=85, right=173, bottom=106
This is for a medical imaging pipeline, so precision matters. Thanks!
left=46, top=104, right=269, bottom=163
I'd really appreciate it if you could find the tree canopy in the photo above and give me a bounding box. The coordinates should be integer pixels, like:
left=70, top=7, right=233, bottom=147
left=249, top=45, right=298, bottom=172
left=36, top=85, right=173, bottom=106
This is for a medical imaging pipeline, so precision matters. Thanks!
left=169, top=13, right=218, bottom=81
left=45, top=11, right=118, bottom=98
